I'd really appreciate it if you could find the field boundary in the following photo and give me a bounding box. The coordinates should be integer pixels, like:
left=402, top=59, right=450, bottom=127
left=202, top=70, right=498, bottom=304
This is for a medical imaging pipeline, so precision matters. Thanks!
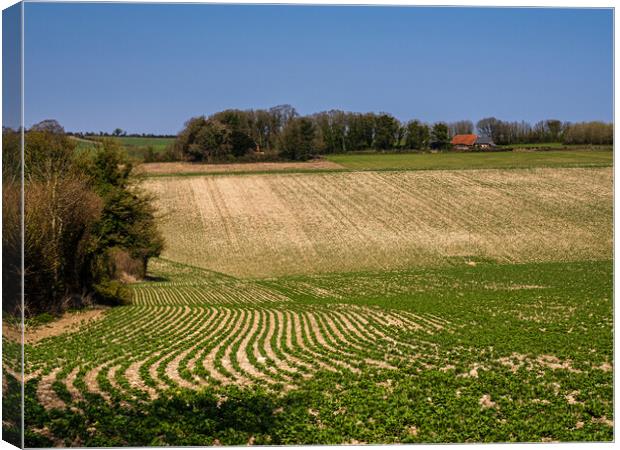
left=140, top=162, right=613, bottom=178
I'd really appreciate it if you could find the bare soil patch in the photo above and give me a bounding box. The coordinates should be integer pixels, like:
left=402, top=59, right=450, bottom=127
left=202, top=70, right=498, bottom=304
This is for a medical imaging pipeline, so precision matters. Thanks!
left=137, top=159, right=344, bottom=175
left=26, top=308, right=108, bottom=344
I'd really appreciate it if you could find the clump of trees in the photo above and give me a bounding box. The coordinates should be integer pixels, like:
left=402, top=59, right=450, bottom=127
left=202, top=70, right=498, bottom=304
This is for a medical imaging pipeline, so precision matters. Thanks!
left=448, top=120, right=474, bottom=136
left=171, top=105, right=299, bottom=162
left=475, top=117, right=613, bottom=146
left=431, top=122, right=450, bottom=150
left=562, top=121, right=614, bottom=145
left=278, top=117, right=316, bottom=161
left=173, top=107, right=456, bottom=161
left=173, top=106, right=612, bottom=161
left=404, top=120, right=431, bottom=150
left=2, top=122, right=164, bottom=317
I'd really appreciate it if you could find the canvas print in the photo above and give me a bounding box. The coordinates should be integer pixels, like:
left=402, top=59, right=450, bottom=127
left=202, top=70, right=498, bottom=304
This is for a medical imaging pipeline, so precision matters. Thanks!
left=2, top=2, right=614, bottom=447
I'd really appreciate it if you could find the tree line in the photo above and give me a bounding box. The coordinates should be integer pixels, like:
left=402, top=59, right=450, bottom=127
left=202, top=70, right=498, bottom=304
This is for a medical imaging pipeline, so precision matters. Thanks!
left=2, top=120, right=164, bottom=317
left=163, top=106, right=612, bottom=162
left=475, top=117, right=613, bottom=146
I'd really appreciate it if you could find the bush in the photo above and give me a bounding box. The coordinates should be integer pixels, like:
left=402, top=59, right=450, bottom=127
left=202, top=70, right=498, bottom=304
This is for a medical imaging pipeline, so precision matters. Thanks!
left=2, top=127, right=164, bottom=317
left=93, top=280, right=132, bottom=306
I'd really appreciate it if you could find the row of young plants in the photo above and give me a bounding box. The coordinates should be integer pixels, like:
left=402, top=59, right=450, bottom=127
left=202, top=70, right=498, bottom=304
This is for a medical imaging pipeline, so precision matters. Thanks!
left=29, top=287, right=446, bottom=409
left=22, top=258, right=613, bottom=445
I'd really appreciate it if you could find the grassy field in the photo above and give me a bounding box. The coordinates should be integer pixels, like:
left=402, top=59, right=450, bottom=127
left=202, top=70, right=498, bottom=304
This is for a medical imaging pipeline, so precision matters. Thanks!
left=113, top=136, right=175, bottom=152
left=111, top=136, right=175, bottom=160
left=19, top=160, right=613, bottom=445
left=496, top=143, right=612, bottom=150
left=74, top=136, right=175, bottom=160
left=326, top=149, right=612, bottom=171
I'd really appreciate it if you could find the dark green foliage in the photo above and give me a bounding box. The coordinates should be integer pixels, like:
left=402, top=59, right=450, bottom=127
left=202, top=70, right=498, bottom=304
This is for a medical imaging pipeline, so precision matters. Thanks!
left=91, top=139, right=132, bottom=193
left=373, top=114, right=401, bottom=150
left=26, top=312, right=56, bottom=327
left=175, top=117, right=257, bottom=162
left=189, top=119, right=232, bottom=162
left=174, top=107, right=301, bottom=162
left=2, top=372, right=22, bottom=447
left=431, top=122, right=450, bottom=149
left=404, top=120, right=430, bottom=150
left=93, top=280, right=132, bottom=306
left=92, top=141, right=164, bottom=276
left=278, top=117, right=317, bottom=161
left=346, top=113, right=376, bottom=151
left=230, top=130, right=257, bottom=158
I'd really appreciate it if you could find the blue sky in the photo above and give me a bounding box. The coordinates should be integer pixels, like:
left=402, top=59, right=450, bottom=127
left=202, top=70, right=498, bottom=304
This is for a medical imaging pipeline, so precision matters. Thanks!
left=23, top=3, right=613, bottom=134
left=3, top=3, right=21, bottom=130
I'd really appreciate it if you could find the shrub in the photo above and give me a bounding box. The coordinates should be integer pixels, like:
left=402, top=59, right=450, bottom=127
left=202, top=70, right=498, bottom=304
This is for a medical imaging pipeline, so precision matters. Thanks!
left=93, top=280, right=132, bottom=306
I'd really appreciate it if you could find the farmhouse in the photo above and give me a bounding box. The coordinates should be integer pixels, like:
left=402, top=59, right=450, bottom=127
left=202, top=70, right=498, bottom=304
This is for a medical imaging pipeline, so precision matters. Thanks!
left=451, top=134, right=496, bottom=150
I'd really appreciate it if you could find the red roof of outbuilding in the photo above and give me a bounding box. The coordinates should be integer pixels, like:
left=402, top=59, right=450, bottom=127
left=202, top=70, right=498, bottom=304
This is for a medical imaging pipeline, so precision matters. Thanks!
left=451, top=134, right=477, bottom=146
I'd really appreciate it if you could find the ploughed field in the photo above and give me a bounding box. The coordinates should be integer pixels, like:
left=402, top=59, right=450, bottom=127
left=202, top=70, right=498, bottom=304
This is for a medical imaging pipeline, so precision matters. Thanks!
left=21, top=165, right=613, bottom=446
left=146, top=168, right=612, bottom=278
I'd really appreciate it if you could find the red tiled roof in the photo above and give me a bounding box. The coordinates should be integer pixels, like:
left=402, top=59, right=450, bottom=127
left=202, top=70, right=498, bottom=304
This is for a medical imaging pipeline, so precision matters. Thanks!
left=451, top=134, right=477, bottom=146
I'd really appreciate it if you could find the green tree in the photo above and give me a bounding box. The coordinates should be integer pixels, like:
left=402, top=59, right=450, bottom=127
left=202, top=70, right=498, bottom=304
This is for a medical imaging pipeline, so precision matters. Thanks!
left=404, top=120, right=430, bottom=150
left=211, top=110, right=256, bottom=157
left=431, top=122, right=450, bottom=149
left=545, top=119, right=563, bottom=142
left=373, top=114, right=400, bottom=150
left=347, top=113, right=375, bottom=151
left=92, top=141, right=164, bottom=277
left=229, top=130, right=256, bottom=158
left=278, top=117, right=316, bottom=161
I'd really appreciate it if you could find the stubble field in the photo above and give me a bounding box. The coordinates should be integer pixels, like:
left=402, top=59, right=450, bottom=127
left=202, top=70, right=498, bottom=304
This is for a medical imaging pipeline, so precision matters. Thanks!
left=21, top=163, right=613, bottom=446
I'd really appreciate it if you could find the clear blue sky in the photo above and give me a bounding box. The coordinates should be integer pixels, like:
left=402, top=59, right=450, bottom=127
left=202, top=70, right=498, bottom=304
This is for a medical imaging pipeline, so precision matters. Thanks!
left=23, top=3, right=613, bottom=135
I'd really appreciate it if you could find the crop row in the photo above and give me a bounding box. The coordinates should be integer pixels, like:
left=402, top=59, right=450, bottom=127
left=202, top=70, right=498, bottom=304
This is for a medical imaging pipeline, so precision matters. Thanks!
left=28, top=301, right=450, bottom=411
left=132, top=283, right=289, bottom=306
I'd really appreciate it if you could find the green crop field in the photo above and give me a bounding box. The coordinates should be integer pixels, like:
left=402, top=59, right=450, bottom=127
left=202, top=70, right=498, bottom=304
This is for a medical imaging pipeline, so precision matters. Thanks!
left=326, top=149, right=612, bottom=172
left=114, top=136, right=175, bottom=152
left=113, top=136, right=175, bottom=160
left=19, top=163, right=613, bottom=446
left=74, top=136, right=175, bottom=160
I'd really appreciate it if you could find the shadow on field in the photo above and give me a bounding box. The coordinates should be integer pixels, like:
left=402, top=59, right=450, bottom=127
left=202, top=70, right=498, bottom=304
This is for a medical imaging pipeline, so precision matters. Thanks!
left=143, top=275, right=170, bottom=282
left=25, top=381, right=285, bottom=447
